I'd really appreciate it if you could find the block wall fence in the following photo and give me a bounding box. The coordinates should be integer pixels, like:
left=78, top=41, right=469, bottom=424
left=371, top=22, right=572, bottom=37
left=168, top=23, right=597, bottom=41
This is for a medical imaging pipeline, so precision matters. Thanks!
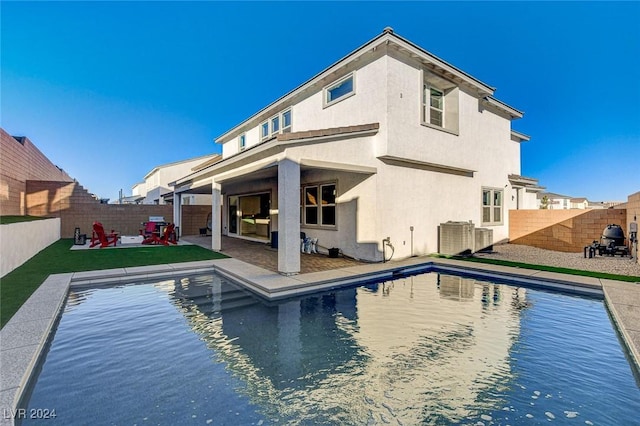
left=509, top=207, right=629, bottom=253
left=24, top=181, right=211, bottom=238
left=0, top=129, right=74, bottom=216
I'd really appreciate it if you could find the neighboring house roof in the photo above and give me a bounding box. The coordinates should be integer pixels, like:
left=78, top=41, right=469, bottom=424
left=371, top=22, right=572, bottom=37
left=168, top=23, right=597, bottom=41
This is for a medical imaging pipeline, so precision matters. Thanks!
left=538, top=192, right=572, bottom=199
left=214, top=27, right=521, bottom=144
left=570, top=197, right=588, bottom=203
left=508, top=174, right=545, bottom=191
left=143, top=154, right=218, bottom=180
left=120, top=195, right=144, bottom=203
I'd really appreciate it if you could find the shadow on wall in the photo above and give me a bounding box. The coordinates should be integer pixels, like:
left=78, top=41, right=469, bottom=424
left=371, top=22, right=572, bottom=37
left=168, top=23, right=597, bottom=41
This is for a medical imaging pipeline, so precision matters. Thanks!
left=509, top=208, right=628, bottom=253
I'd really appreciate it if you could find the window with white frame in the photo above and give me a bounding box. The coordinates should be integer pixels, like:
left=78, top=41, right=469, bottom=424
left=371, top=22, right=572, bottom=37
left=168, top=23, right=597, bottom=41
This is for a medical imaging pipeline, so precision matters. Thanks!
left=482, top=188, right=503, bottom=225
left=260, top=109, right=292, bottom=140
left=282, top=109, right=292, bottom=132
left=239, top=134, right=246, bottom=151
left=423, top=84, right=445, bottom=127
left=302, top=182, right=336, bottom=227
left=421, top=70, right=459, bottom=134
left=324, top=73, right=355, bottom=107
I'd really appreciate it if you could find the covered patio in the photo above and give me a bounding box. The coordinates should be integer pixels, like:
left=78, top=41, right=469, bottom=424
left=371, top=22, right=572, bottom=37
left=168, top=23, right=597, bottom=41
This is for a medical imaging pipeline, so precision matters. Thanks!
left=181, top=235, right=364, bottom=274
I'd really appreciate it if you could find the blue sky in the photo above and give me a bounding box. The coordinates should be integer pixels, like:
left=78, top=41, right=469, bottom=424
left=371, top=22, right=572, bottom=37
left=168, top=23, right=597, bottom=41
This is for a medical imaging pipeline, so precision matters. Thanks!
left=2, top=1, right=639, bottom=203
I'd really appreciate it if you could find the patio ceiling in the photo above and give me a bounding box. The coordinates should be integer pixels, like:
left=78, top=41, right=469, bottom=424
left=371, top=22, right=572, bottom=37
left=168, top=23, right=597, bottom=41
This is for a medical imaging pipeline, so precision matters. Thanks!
left=175, top=158, right=376, bottom=196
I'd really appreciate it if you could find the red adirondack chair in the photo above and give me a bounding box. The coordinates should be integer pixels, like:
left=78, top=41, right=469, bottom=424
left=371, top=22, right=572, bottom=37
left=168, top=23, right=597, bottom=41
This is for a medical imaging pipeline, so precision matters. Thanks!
left=140, top=221, right=157, bottom=240
left=90, top=222, right=118, bottom=248
left=142, top=223, right=177, bottom=246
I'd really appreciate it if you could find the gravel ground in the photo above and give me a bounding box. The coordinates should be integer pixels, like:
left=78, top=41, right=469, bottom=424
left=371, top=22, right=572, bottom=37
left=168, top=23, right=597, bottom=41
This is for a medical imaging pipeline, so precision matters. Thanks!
left=473, top=243, right=640, bottom=279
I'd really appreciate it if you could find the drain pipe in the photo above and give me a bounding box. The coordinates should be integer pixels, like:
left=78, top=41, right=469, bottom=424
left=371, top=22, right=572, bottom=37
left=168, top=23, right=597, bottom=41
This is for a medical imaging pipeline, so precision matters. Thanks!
left=410, top=226, right=414, bottom=257
left=382, top=237, right=386, bottom=263
left=382, top=237, right=395, bottom=263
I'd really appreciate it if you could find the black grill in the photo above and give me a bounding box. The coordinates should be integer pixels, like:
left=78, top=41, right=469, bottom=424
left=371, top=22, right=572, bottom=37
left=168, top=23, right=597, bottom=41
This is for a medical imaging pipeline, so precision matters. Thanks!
left=584, top=224, right=629, bottom=257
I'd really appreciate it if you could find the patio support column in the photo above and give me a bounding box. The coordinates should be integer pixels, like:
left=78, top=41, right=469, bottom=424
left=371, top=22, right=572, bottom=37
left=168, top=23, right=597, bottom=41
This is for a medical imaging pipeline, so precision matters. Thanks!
left=173, top=192, right=181, bottom=237
left=278, top=158, right=300, bottom=275
left=211, top=178, right=222, bottom=251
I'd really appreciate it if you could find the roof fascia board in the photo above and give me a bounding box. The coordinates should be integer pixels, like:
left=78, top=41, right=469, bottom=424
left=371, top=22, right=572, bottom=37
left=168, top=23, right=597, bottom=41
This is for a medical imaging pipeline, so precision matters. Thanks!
left=173, top=139, right=280, bottom=187
left=510, top=130, right=531, bottom=142
left=299, top=158, right=377, bottom=174
left=214, top=32, right=389, bottom=144
left=215, top=29, right=498, bottom=144
left=378, top=155, right=475, bottom=177
left=483, top=96, right=524, bottom=119
left=179, top=125, right=379, bottom=187
left=387, top=33, right=495, bottom=96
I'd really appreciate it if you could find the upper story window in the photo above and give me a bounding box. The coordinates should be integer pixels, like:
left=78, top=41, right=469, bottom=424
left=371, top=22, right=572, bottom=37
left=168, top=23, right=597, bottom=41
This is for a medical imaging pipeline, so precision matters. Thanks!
left=238, top=134, right=246, bottom=151
left=421, top=70, right=459, bottom=134
left=427, top=87, right=444, bottom=127
left=482, top=188, right=503, bottom=226
left=324, top=73, right=355, bottom=107
left=423, top=84, right=446, bottom=127
left=283, top=109, right=292, bottom=131
left=260, top=109, right=292, bottom=141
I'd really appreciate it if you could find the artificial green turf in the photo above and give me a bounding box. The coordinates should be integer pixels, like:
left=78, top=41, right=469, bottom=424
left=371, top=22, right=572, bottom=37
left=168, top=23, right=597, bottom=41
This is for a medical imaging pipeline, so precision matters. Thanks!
left=0, top=215, right=51, bottom=225
left=431, top=254, right=640, bottom=283
left=0, top=239, right=228, bottom=328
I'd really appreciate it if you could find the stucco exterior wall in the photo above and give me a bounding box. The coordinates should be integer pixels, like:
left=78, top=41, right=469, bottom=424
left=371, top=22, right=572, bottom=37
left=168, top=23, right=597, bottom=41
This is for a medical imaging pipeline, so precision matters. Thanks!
left=221, top=53, right=389, bottom=160
left=140, top=156, right=216, bottom=205
left=0, top=218, right=60, bottom=278
left=211, top=45, right=522, bottom=262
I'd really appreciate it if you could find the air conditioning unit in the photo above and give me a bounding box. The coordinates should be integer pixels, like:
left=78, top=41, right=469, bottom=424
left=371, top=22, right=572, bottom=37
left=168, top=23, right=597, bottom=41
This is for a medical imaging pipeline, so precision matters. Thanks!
left=474, top=228, right=494, bottom=253
left=439, top=221, right=475, bottom=255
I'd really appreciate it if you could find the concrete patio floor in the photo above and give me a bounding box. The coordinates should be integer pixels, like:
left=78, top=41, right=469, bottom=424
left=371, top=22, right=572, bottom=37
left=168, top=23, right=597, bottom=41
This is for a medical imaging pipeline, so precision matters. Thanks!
left=181, top=234, right=365, bottom=274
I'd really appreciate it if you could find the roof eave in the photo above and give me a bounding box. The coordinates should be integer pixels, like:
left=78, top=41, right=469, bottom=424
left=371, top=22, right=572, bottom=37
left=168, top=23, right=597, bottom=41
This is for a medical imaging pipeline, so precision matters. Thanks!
left=510, top=130, right=531, bottom=142
left=484, top=96, right=524, bottom=120
left=215, top=28, right=499, bottom=144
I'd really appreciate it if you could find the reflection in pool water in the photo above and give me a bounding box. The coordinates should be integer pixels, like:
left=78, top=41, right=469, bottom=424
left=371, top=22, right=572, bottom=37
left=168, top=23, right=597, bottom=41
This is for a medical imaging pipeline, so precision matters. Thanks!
left=23, top=272, right=640, bottom=424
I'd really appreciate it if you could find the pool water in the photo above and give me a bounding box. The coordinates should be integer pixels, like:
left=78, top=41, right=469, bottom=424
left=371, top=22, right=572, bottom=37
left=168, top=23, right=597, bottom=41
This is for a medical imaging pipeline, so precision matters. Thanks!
left=22, top=272, right=640, bottom=425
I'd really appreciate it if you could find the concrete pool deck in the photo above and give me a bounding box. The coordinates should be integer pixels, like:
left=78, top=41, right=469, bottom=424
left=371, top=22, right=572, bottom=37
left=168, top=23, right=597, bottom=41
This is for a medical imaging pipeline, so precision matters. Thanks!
left=1, top=256, right=639, bottom=425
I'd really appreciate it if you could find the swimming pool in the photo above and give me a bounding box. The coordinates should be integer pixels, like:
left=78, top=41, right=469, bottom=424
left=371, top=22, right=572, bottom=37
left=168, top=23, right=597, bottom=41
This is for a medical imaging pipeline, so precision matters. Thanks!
left=21, top=272, right=640, bottom=424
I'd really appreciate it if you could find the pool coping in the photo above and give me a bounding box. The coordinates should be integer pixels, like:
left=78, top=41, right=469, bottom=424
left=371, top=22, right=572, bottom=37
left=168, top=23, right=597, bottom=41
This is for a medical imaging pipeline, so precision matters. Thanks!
left=1, top=256, right=638, bottom=425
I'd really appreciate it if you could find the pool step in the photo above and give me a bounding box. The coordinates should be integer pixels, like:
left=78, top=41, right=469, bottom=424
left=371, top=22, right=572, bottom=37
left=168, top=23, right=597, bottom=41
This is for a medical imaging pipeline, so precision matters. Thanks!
left=175, top=284, right=259, bottom=315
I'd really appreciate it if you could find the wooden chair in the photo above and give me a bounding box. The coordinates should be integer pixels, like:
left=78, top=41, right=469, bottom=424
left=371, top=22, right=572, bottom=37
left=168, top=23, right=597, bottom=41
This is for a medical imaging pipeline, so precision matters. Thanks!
left=142, top=223, right=177, bottom=246
left=140, top=221, right=157, bottom=240
left=90, top=222, right=118, bottom=248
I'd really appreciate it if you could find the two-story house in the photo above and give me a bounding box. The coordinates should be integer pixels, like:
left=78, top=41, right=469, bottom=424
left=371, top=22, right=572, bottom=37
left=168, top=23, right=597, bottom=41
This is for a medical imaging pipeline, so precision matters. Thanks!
left=172, top=28, right=540, bottom=274
left=133, top=154, right=220, bottom=205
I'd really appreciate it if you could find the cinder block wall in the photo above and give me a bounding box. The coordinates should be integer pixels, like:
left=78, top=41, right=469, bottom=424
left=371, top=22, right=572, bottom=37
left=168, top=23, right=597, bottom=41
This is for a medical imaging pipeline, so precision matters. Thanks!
left=624, top=192, right=640, bottom=264
left=0, top=129, right=73, bottom=215
left=26, top=180, right=173, bottom=238
left=624, top=192, right=640, bottom=233
left=509, top=208, right=628, bottom=252
left=181, top=205, right=212, bottom=236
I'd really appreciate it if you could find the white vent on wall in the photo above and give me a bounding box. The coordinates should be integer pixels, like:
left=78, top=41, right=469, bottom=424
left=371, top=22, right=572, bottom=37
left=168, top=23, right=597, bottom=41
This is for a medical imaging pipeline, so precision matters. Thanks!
left=439, top=221, right=475, bottom=255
